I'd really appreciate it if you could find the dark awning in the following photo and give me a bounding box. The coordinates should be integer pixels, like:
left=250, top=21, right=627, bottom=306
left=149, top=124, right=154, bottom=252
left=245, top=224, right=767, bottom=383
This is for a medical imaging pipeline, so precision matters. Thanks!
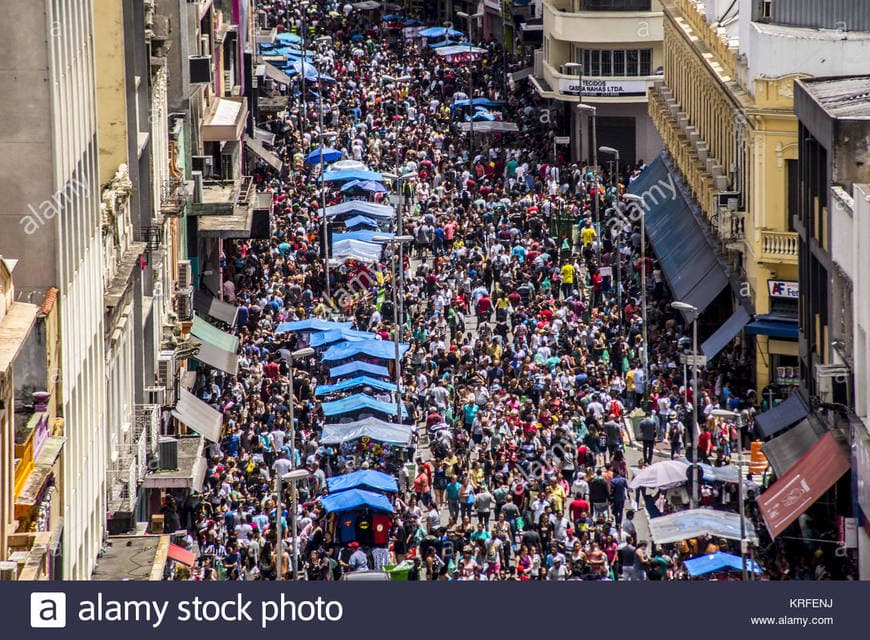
left=758, top=432, right=850, bottom=538
left=193, top=289, right=239, bottom=326
left=754, top=391, right=810, bottom=439
left=761, top=417, right=826, bottom=477
left=701, top=306, right=751, bottom=360
left=627, top=154, right=730, bottom=318
left=745, top=316, right=799, bottom=339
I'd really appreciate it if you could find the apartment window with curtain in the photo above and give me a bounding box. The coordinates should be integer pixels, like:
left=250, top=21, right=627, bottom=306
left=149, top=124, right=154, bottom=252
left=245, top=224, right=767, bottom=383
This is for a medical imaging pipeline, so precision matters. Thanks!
left=581, top=48, right=653, bottom=76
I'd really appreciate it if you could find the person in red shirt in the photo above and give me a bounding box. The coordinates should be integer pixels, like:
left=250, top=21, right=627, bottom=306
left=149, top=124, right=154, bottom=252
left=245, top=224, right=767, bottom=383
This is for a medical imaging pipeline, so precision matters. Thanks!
left=413, top=467, right=432, bottom=508
left=569, top=497, right=590, bottom=525
left=476, top=293, right=492, bottom=324
left=698, top=426, right=713, bottom=463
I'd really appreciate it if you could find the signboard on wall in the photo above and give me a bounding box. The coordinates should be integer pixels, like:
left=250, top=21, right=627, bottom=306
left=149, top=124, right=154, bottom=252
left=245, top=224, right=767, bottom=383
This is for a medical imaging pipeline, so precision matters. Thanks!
left=558, top=78, right=648, bottom=98
left=768, top=280, right=799, bottom=298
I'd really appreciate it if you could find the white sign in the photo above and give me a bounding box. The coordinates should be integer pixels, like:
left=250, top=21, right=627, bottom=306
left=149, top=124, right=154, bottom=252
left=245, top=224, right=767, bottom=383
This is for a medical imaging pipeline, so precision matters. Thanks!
left=768, top=280, right=799, bottom=299
left=554, top=136, right=571, bottom=144
left=680, top=354, right=708, bottom=367
left=558, top=77, right=648, bottom=98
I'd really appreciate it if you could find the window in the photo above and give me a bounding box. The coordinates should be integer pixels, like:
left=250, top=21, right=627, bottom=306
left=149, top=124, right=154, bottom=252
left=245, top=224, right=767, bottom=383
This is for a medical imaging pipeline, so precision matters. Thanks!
left=580, top=49, right=652, bottom=76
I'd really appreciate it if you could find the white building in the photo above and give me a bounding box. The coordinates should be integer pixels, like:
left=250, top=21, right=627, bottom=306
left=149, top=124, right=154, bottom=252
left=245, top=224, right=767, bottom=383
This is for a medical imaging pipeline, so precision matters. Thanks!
left=530, top=0, right=665, bottom=165
left=0, top=0, right=109, bottom=579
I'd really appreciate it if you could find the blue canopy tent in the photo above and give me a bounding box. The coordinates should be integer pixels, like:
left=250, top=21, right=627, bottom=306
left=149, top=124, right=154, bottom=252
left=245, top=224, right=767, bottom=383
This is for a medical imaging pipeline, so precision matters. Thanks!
left=327, top=470, right=399, bottom=494
left=428, top=39, right=460, bottom=49
left=330, top=361, right=391, bottom=380
left=451, top=98, right=505, bottom=111
left=322, top=339, right=410, bottom=362
left=403, top=19, right=424, bottom=27
left=382, top=13, right=404, bottom=21
left=288, top=61, right=336, bottom=83
left=418, top=26, right=464, bottom=39
left=320, top=393, right=409, bottom=419
left=344, top=215, right=380, bottom=229
left=320, top=169, right=385, bottom=183
left=309, top=328, right=377, bottom=348
left=320, top=418, right=413, bottom=447
left=315, top=376, right=398, bottom=396
left=275, top=32, right=303, bottom=44
left=332, top=230, right=394, bottom=244
left=320, top=488, right=394, bottom=514
left=340, top=179, right=390, bottom=194
left=684, top=552, right=763, bottom=577
left=275, top=319, right=353, bottom=334
left=304, top=147, right=343, bottom=165
left=470, top=110, right=497, bottom=122
left=324, top=200, right=395, bottom=220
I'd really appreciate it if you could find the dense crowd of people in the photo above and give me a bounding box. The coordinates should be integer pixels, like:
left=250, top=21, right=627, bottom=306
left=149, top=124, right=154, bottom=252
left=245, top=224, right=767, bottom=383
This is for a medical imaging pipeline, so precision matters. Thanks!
left=162, top=0, right=852, bottom=582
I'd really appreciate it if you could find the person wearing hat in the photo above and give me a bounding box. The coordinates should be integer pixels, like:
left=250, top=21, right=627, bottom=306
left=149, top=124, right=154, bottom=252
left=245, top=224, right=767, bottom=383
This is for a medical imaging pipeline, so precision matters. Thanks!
left=342, top=541, right=369, bottom=573
left=666, top=411, right=684, bottom=459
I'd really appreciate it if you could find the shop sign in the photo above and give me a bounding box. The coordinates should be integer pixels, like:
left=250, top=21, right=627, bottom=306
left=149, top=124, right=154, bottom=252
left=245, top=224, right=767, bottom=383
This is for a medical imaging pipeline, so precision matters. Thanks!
left=768, top=280, right=799, bottom=299
left=558, top=78, right=648, bottom=98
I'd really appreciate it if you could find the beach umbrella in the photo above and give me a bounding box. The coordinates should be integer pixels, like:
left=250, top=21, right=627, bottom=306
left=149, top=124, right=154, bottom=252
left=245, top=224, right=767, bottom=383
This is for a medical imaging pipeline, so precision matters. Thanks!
left=628, top=460, right=691, bottom=490
left=304, top=148, right=343, bottom=165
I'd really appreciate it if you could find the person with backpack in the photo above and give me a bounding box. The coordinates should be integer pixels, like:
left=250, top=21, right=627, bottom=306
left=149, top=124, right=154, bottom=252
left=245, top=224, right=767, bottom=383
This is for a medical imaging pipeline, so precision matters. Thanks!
left=666, top=411, right=684, bottom=459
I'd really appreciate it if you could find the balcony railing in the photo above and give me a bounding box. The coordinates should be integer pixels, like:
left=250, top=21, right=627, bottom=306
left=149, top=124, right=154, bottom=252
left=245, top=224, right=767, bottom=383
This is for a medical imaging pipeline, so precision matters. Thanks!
left=760, top=230, right=799, bottom=263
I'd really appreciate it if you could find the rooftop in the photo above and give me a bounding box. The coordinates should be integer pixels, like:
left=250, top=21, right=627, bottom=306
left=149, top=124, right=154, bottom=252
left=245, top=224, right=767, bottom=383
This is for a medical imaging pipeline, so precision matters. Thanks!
left=800, top=75, right=870, bottom=119
left=0, top=301, right=38, bottom=372
left=91, top=532, right=166, bottom=581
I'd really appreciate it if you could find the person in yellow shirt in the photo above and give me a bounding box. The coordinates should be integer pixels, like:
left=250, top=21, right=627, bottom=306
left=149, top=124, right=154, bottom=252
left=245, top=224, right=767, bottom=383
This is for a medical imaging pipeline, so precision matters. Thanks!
left=560, top=261, right=575, bottom=299
left=549, top=476, right=567, bottom=513
left=625, top=368, right=636, bottom=409
left=580, top=219, right=597, bottom=248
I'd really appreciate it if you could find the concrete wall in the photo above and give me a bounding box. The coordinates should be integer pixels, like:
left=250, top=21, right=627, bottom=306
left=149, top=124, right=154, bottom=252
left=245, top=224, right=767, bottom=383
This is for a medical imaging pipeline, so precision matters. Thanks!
left=0, top=0, right=58, bottom=290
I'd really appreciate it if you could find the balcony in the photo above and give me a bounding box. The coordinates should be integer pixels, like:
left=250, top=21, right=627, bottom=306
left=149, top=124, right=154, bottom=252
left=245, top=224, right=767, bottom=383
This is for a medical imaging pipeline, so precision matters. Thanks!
left=544, top=0, right=663, bottom=45
left=760, top=230, right=799, bottom=264
left=192, top=177, right=272, bottom=239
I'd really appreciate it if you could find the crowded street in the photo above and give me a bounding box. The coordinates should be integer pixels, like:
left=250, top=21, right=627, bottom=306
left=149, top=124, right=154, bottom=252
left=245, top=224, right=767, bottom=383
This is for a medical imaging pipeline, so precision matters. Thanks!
left=160, top=0, right=853, bottom=583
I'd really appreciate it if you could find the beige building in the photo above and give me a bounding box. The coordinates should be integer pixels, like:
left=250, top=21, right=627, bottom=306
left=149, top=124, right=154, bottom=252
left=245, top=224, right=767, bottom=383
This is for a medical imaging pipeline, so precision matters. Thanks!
left=531, top=0, right=664, bottom=164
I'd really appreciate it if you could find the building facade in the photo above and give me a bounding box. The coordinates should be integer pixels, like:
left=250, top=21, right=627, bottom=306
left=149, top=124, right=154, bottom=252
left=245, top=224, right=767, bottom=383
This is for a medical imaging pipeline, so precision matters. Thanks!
left=531, top=0, right=664, bottom=165
left=648, top=0, right=870, bottom=398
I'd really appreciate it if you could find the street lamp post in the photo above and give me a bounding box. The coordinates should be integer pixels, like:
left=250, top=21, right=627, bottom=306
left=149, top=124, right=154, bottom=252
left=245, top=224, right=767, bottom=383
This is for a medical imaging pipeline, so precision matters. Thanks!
left=712, top=409, right=748, bottom=581
left=672, top=300, right=700, bottom=509
left=599, top=146, right=621, bottom=331
left=373, top=235, right=414, bottom=422
left=278, top=346, right=314, bottom=580
left=578, top=104, right=598, bottom=305
left=383, top=171, right=418, bottom=335
left=314, top=35, right=333, bottom=306
left=457, top=11, right=484, bottom=167
left=275, top=468, right=310, bottom=581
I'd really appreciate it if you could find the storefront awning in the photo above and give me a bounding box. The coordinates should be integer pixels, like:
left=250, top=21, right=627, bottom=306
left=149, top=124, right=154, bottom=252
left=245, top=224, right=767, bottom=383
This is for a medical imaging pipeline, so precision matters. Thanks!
left=761, top=417, right=826, bottom=477
left=171, top=389, right=223, bottom=443
left=263, top=62, right=292, bottom=85
left=202, top=97, right=248, bottom=142
left=701, top=306, right=751, bottom=360
left=627, top=154, right=730, bottom=318
left=758, top=432, right=850, bottom=538
left=245, top=135, right=283, bottom=173
left=754, top=391, right=810, bottom=439
left=193, top=290, right=239, bottom=326
left=744, top=316, right=799, bottom=340
left=190, top=315, right=240, bottom=375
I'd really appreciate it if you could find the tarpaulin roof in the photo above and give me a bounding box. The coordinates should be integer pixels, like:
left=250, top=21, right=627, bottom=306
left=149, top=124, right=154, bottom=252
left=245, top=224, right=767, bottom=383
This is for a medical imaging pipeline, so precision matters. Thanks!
left=332, top=230, right=393, bottom=243
left=322, top=339, right=409, bottom=362
left=344, top=215, right=380, bottom=229
left=320, top=393, right=408, bottom=419
left=648, top=508, right=759, bottom=545
left=437, top=45, right=487, bottom=56
left=451, top=98, right=505, bottom=110
left=320, top=488, right=394, bottom=513
left=455, top=121, right=519, bottom=133
left=327, top=470, right=399, bottom=494
left=330, top=238, right=383, bottom=263
left=320, top=169, right=385, bottom=183
left=428, top=39, right=460, bottom=49
left=275, top=319, right=353, bottom=333
left=309, top=328, right=378, bottom=348
left=684, top=552, right=763, bottom=577
left=167, top=543, right=196, bottom=567
left=320, top=417, right=412, bottom=446
left=418, top=26, right=464, bottom=38
left=329, top=361, right=391, bottom=379
left=340, top=179, right=389, bottom=194
left=315, top=376, right=397, bottom=396
left=275, top=32, right=303, bottom=44
left=288, top=60, right=335, bottom=82
left=324, top=200, right=395, bottom=219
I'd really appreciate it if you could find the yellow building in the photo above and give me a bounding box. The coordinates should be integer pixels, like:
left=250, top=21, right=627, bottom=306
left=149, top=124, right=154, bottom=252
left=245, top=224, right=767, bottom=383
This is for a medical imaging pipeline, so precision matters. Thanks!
left=649, top=0, right=804, bottom=396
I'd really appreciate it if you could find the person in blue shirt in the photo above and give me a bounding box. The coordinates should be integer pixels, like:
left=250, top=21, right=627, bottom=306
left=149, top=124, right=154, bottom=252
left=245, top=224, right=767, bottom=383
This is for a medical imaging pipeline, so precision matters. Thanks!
left=511, top=243, right=526, bottom=263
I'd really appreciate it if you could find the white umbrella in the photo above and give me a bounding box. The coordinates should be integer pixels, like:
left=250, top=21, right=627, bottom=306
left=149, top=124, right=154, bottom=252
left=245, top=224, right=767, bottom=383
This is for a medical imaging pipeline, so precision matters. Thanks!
left=628, top=460, right=689, bottom=490
left=330, top=159, right=369, bottom=171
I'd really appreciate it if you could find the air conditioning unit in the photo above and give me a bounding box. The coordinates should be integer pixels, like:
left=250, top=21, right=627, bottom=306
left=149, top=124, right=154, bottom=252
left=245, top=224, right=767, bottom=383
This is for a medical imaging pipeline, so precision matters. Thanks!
left=815, top=365, right=851, bottom=405
left=156, top=351, right=175, bottom=386
left=0, top=561, right=17, bottom=581
left=177, top=260, right=192, bottom=288
left=175, top=287, right=193, bottom=321
left=145, top=385, right=166, bottom=406
left=191, top=155, right=215, bottom=178
left=146, top=452, right=160, bottom=472
left=158, top=437, right=179, bottom=470
left=717, top=191, right=740, bottom=211
left=189, top=55, right=213, bottom=84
